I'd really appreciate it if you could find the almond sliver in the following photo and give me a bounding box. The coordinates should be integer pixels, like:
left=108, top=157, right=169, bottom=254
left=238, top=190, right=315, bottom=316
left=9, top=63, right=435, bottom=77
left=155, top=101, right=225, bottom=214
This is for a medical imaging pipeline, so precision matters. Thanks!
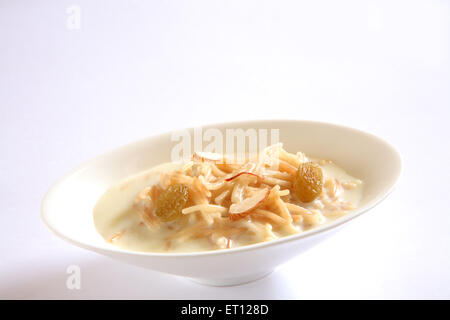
left=229, top=188, right=270, bottom=219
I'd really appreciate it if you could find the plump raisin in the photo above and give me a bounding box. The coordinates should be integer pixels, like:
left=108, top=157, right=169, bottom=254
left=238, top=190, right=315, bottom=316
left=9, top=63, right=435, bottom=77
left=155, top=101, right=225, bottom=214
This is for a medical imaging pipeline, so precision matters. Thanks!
left=154, top=184, right=189, bottom=222
left=293, top=162, right=323, bottom=202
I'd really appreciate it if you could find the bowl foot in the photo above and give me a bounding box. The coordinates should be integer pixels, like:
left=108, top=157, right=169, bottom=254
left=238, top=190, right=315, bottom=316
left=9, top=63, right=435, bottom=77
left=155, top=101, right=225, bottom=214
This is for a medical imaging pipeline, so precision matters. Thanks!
left=188, top=270, right=273, bottom=287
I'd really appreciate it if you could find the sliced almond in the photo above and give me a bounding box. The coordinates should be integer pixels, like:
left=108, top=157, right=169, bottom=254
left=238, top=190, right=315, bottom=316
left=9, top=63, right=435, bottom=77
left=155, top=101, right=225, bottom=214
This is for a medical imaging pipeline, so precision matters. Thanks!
left=192, top=151, right=222, bottom=163
left=229, top=188, right=270, bottom=220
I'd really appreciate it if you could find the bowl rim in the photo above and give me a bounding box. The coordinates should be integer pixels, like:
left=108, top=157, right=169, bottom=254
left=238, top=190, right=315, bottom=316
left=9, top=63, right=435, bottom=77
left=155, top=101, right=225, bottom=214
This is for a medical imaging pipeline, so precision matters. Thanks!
left=41, top=119, right=403, bottom=258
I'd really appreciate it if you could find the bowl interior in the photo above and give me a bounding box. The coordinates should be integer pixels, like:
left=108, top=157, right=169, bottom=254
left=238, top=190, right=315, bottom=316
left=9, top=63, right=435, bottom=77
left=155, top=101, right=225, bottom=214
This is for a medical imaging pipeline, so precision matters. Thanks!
left=41, top=120, right=401, bottom=253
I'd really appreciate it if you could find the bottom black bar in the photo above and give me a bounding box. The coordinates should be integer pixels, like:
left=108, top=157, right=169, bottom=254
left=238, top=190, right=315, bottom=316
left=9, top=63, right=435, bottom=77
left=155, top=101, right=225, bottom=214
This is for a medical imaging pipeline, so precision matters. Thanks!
left=1, top=300, right=449, bottom=318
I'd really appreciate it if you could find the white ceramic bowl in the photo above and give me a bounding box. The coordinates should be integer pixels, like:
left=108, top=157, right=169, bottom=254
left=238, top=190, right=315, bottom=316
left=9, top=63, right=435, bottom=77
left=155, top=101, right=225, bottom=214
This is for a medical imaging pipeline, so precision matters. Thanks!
left=41, top=120, right=402, bottom=286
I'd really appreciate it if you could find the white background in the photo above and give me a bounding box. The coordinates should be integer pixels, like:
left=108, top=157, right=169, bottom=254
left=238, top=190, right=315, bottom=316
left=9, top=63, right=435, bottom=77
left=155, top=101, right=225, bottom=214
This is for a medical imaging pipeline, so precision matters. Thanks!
left=1, top=0, right=449, bottom=299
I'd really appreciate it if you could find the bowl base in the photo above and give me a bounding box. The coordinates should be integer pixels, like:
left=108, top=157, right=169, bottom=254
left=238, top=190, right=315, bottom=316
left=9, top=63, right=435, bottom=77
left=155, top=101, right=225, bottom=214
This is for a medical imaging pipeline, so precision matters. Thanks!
left=188, top=270, right=273, bottom=287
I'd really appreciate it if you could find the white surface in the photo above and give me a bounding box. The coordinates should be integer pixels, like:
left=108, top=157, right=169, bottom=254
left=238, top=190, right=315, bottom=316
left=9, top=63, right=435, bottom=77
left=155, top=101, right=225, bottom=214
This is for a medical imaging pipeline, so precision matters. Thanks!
left=0, top=0, right=449, bottom=299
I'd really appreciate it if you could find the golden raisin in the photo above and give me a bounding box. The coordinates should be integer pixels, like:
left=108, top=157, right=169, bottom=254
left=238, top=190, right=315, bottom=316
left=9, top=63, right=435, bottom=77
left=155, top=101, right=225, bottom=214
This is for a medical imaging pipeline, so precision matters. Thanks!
left=293, top=162, right=323, bottom=203
left=154, top=184, right=189, bottom=222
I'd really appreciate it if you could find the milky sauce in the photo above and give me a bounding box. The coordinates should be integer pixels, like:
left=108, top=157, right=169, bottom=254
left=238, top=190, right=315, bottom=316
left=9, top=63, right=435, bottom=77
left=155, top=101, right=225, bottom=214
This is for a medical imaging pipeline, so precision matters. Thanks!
left=94, top=160, right=363, bottom=253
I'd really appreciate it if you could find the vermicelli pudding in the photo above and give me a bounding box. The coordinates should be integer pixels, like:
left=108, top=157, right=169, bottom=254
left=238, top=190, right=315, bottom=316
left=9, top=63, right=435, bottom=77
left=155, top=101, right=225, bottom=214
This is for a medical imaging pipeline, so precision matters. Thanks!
left=93, top=144, right=363, bottom=253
